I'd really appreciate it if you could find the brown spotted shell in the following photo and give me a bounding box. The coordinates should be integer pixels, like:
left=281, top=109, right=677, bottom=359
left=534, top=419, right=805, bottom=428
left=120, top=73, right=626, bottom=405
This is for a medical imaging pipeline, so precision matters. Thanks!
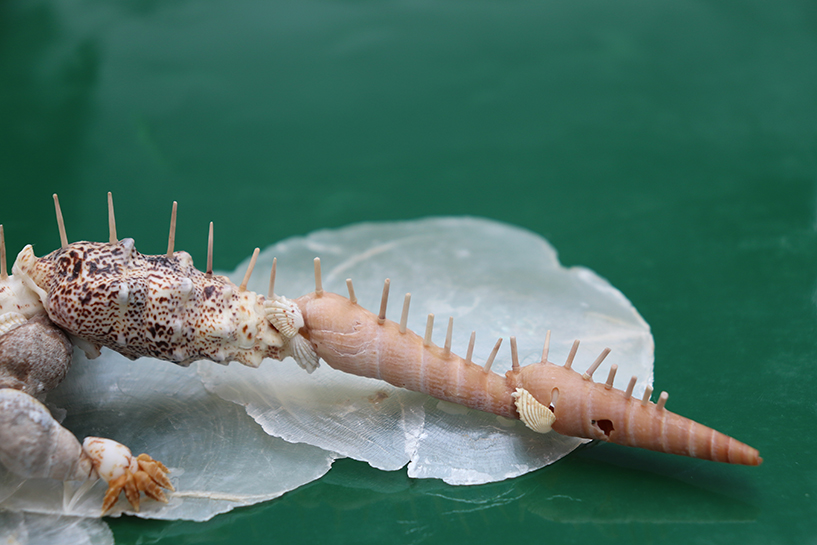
left=14, top=240, right=290, bottom=367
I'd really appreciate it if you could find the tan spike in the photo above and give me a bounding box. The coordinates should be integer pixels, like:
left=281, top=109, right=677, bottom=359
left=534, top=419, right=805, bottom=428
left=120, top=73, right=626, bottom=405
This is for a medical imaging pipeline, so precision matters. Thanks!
left=378, top=278, right=390, bottom=324
left=314, top=258, right=323, bottom=295
left=624, top=375, right=637, bottom=398
left=107, top=192, right=117, bottom=243
left=206, top=222, right=214, bottom=275
left=541, top=330, right=551, bottom=363
left=510, top=336, right=519, bottom=371
left=550, top=388, right=560, bottom=409
left=641, top=385, right=653, bottom=406
left=465, top=331, right=475, bottom=364
left=53, top=194, right=68, bottom=248
left=268, top=257, right=277, bottom=298
left=582, top=347, right=611, bottom=381
left=656, top=391, right=668, bottom=410
left=604, top=364, right=618, bottom=389
left=424, top=314, right=434, bottom=347
left=443, top=317, right=453, bottom=357
left=346, top=279, right=357, bottom=304
left=564, top=340, right=580, bottom=370
left=239, top=248, right=260, bottom=292
left=166, top=201, right=177, bottom=257
left=346, top=278, right=357, bottom=303
left=483, top=338, right=503, bottom=373
left=0, top=225, right=6, bottom=280
left=399, top=293, right=410, bottom=333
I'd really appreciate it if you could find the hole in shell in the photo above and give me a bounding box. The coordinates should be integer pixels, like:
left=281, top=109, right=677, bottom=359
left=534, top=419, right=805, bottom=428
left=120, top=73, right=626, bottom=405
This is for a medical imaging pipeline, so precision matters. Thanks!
left=591, top=419, right=615, bottom=438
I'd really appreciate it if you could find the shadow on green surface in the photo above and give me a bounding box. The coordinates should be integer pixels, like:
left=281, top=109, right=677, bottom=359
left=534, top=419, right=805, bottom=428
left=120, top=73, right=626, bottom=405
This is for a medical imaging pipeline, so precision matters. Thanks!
left=525, top=443, right=759, bottom=523
left=109, top=442, right=759, bottom=544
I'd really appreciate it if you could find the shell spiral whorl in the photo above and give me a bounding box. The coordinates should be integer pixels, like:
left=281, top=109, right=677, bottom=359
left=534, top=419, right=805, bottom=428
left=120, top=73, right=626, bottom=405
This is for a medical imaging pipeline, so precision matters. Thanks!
left=0, top=388, right=94, bottom=481
left=0, top=314, right=72, bottom=395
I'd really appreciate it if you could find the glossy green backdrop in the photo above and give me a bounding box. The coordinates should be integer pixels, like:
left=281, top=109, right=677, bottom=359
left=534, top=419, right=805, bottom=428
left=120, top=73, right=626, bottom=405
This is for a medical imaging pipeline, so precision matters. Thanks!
left=1, top=0, right=815, bottom=543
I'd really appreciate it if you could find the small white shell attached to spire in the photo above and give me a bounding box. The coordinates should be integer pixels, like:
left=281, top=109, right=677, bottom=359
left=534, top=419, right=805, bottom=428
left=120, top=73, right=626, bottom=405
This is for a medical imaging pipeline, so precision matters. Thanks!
left=264, top=296, right=305, bottom=338
left=291, top=334, right=320, bottom=373
left=512, top=387, right=556, bottom=434
left=264, top=295, right=319, bottom=372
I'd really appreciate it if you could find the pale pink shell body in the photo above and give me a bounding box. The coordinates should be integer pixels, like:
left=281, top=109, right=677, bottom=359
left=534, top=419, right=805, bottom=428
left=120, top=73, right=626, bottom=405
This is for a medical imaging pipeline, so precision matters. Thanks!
left=296, top=291, right=761, bottom=466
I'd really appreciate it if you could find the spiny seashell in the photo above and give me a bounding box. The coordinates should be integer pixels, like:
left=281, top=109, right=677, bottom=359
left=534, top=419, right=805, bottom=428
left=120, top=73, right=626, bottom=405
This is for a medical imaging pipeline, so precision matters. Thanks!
left=5, top=194, right=759, bottom=471
left=0, top=388, right=93, bottom=481
left=296, top=288, right=761, bottom=465
left=14, top=241, right=293, bottom=368
left=0, top=314, right=72, bottom=396
left=512, top=387, right=556, bottom=434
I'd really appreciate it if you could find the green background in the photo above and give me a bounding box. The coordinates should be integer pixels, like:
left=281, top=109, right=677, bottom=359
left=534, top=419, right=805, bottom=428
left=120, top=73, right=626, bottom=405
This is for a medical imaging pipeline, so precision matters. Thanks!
left=1, top=0, right=815, bottom=543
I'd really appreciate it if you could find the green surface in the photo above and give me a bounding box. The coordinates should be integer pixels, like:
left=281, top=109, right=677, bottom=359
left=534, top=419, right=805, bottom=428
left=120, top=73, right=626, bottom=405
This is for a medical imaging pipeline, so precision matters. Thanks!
left=1, top=0, right=815, bottom=543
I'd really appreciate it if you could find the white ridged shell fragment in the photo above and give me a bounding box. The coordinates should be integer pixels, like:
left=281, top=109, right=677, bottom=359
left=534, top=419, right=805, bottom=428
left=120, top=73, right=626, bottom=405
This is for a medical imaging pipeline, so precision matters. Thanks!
left=512, top=387, right=556, bottom=434
left=264, top=297, right=304, bottom=339
left=291, top=334, right=319, bottom=373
